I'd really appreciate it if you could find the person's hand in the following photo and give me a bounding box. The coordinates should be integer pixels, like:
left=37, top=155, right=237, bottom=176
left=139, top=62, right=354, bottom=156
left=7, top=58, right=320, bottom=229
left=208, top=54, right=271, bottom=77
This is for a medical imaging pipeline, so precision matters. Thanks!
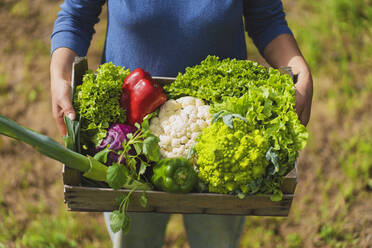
left=51, top=77, right=75, bottom=136
left=263, top=34, right=314, bottom=126
left=288, top=56, right=313, bottom=126
left=50, top=47, right=78, bottom=136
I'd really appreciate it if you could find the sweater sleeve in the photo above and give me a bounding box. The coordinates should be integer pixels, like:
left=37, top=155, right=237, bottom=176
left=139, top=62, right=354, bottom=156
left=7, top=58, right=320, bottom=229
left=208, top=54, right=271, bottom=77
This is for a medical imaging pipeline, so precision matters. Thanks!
left=243, top=0, right=292, bottom=55
left=51, top=0, right=106, bottom=56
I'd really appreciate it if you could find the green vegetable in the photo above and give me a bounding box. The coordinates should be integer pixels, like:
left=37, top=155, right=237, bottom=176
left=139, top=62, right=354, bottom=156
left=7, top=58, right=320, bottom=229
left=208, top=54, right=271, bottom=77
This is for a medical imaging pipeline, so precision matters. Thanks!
left=173, top=56, right=308, bottom=200
left=110, top=209, right=130, bottom=234
left=152, top=158, right=198, bottom=193
left=164, top=55, right=269, bottom=103
left=95, top=113, right=159, bottom=197
left=211, top=84, right=308, bottom=172
left=0, top=114, right=152, bottom=192
left=73, top=62, right=130, bottom=146
left=211, top=110, right=248, bottom=129
left=107, top=163, right=130, bottom=190
left=0, top=114, right=107, bottom=182
left=100, top=114, right=161, bottom=186
left=110, top=190, right=148, bottom=234
left=195, top=119, right=270, bottom=194
left=63, top=115, right=81, bottom=153
left=110, top=189, right=136, bottom=234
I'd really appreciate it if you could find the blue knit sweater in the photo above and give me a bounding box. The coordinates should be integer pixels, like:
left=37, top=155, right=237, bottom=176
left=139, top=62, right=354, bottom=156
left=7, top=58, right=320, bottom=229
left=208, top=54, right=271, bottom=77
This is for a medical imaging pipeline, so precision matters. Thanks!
left=51, top=0, right=292, bottom=77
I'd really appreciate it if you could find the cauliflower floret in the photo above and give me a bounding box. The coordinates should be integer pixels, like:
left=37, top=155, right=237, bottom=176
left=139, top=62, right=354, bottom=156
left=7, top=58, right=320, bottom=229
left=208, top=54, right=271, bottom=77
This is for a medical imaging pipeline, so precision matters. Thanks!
left=186, top=130, right=192, bottom=139
left=176, top=96, right=196, bottom=107
left=191, top=132, right=201, bottom=142
left=158, top=135, right=171, bottom=147
left=189, top=123, right=199, bottom=132
left=180, top=136, right=188, bottom=145
left=149, top=117, right=162, bottom=135
left=168, top=114, right=177, bottom=123
left=171, top=138, right=181, bottom=148
left=195, top=98, right=204, bottom=108
left=196, top=119, right=207, bottom=130
left=151, top=116, right=161, bottom=126
left=185, top=140, right=194, bottom=149
left=183, top=106, right=197, bottom=122
left=172, top=145, right=186, bottom=157
left=160, top=150, right=170, bottom=158
left=149, top=96, right=211, bottom=158
left=197, top=105, right=211, bottom=120
left=162, top=123, right=172, bottom=134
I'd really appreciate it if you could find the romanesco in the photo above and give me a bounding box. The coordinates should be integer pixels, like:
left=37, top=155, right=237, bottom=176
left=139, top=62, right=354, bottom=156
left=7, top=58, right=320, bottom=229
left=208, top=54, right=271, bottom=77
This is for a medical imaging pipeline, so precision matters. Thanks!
left=195, top=119, right=270, bottom=194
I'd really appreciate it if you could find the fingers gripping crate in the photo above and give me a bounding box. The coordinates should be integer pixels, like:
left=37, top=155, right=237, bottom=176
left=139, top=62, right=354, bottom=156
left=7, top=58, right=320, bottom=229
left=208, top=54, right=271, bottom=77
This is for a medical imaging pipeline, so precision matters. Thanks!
left=63, top=57, right=298, bottom=216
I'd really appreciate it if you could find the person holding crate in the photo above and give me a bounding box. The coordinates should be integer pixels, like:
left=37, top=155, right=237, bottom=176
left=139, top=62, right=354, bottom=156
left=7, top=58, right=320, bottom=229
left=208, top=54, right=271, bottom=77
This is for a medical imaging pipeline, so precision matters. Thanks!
left=50, top=1, right=313, bottom=247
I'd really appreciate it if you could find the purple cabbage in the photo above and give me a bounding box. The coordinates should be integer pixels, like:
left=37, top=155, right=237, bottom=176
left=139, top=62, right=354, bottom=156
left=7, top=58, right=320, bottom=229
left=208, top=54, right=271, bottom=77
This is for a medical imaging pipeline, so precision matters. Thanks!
left=96, top=123, right=137, bottom=165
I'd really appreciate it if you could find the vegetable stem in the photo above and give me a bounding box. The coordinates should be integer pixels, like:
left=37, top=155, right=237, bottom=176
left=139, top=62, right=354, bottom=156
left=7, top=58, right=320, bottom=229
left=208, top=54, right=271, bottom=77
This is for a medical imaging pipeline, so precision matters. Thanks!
left=0, top=114, right=90, bottom=172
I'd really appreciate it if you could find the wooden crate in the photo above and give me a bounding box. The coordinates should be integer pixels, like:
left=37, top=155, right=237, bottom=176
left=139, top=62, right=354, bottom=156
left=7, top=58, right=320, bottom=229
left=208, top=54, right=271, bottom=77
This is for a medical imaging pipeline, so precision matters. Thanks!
left=63, top=57, right=297, bottom=216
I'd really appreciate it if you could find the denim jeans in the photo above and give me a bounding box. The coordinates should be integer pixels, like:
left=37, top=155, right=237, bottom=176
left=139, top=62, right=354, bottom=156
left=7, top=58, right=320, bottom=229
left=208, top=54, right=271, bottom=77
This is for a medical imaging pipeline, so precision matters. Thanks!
left=104, top=212, right=245, bottom=248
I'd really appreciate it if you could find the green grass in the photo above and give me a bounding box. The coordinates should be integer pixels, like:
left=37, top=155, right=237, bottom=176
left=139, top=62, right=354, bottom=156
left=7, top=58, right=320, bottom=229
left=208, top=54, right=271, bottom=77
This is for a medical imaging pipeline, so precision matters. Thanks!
left=0, top=194, right=111, bottom=248
left=318, top=223, right=359, bottom=248
left=10, top=0, right=29, bottom=17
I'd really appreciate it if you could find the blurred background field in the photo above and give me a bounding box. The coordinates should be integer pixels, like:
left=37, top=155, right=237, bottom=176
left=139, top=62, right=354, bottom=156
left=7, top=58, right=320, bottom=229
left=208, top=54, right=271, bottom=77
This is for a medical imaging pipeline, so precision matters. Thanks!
left=0, top=0, right=371, bottom=247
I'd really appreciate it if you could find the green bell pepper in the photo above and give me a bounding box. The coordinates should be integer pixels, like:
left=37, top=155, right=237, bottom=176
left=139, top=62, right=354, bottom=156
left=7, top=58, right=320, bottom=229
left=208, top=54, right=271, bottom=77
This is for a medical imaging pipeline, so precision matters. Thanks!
left=151, top=157, right=198, bottom=193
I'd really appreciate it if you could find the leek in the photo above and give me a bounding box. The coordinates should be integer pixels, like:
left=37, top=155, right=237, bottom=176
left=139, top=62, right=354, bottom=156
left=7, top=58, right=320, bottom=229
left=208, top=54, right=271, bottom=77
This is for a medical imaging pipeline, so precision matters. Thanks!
left=0, top=114, right=107, bottom=181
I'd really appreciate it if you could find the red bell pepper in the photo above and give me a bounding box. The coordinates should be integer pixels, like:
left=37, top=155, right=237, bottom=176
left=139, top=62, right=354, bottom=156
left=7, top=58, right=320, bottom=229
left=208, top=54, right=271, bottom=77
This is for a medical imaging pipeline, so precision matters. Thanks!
left=120, top=68, right=166, bottom=125
left=119, top=89, right=130, bottom=111
left=123, top=68, right=152, bottom=91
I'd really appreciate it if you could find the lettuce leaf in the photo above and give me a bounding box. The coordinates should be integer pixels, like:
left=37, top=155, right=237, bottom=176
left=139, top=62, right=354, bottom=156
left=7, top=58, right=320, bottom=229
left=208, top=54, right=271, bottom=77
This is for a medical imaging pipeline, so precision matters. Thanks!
left=164, top=55, right=269, bottom=103
left=170, top=56, right=308, bottom=200
left=73, top=62, right=130, bottom=146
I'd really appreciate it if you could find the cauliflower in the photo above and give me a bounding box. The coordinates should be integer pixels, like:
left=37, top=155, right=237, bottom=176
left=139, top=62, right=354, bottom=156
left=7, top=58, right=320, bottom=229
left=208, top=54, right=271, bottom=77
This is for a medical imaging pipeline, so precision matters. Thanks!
left=149, top=96, right=211, bottom=158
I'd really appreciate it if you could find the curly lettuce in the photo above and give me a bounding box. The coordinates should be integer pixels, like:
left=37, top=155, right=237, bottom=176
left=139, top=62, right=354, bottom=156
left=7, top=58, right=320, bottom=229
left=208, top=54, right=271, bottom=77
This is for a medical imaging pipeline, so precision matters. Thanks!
left=164, top=55, right=269, bottom=103
left=172, top=56, right=308, bottom=200
left=211, top=69, right=308, bottom=173
left=73, top=62, right=130, bottom=146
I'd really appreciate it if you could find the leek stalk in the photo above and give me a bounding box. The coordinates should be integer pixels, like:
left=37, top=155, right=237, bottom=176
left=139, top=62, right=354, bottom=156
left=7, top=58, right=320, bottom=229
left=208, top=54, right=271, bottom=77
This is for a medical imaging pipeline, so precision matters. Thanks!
left=0, top=114, right=107, bottom=181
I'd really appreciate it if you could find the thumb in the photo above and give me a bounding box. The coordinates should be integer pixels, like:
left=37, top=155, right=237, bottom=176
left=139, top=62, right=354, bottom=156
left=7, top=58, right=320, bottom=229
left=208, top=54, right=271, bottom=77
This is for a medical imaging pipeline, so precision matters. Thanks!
left=59, top=97, right=76, bottom=120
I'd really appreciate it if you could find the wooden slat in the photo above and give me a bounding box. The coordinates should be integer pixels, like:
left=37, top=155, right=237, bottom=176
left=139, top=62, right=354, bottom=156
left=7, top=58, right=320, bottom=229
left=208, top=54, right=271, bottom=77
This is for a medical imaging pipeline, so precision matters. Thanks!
left=281, top=167, right=297, bottom=194
left=62, top=165, right=81, bottom=186
left=153, top=76, right=175, bottom=86
left=62, top=57, right=88, bottom=187
left=71, top=56, right=88, bottom=88
left=63, top=165, right=297, bottom=215
left=64, top=168, right=296, bottom=215
left=65, top=185, right=293, bottom=216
